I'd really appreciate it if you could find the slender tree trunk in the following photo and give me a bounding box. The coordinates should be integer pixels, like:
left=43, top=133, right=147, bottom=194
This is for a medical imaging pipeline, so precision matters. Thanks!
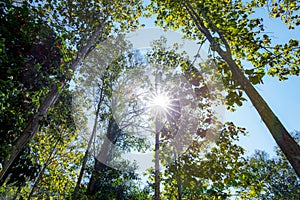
left=72, top=75, right=106, bottom=200
left=0, top=85, right=59, bottom=185
left=87, top=118, right=120, bottom=195
left=154, top=119, right=160, bottom=200
left=176, top=165, right=182, bottom=200
left=184, top=3, right=300, bottom=177
left=0, top=16, right=109, bottom=184
left=175, top=154, right=182, bottom=200
left=72, top=115, right=98, bottom=200
left=28, top=140, right=59, bottom=199
left=28, top=158, right=50, bottom=199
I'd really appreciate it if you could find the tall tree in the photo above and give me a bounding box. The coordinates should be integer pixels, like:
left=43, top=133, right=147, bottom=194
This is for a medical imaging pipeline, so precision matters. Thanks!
left=147, top=0, right=300, bottom=176
left=24, top=90, right=83, bottom=199
left=85, top=50, right=151, bottom=197
left=71, top=35, right=131, bottom=200
left=72, top=41, right=150, bottom=198
left=0, top=0, right=65, bottom=185
left=137, top=37, right=224, bottom=199
left=1, top=0, right=143, bottom=181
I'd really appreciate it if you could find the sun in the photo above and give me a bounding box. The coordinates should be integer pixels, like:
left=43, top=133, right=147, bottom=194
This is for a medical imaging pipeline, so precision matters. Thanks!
left=152, top=93, right=170, bottom=110
left=147, top=92, right=172, bottom=120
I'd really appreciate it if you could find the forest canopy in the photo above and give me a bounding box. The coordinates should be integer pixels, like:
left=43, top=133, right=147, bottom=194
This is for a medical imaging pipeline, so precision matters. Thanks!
left=0, top=0, right=299, bottom=199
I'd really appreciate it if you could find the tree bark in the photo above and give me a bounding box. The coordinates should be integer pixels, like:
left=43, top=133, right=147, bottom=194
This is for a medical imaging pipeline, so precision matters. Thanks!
left=72, top=82, right=104, bottom=200
left=174, top=153, right=182, bottom=200
left=184, top=3, right=300, bottom=177
left=86, top=118, right=121, bottom=195
left=0, top=16, right=109, bottom=184
left=154, top=119, right=161, bottom=200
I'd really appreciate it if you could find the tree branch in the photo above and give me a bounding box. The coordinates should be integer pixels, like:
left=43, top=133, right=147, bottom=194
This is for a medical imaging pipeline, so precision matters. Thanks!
left=182, top=1, right=300, bottom=177
left=0, top=14, right=109, bottom=184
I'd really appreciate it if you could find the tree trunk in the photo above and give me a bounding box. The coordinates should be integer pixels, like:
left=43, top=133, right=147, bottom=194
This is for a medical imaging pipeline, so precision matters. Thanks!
left=28, top=139, right=59, bottom=199
left=219, top=49, right=300, bottom=177
left=0, top=85, right=59, bottom=184
left=174, top=152, right=182, bottom=200
left=0, top=16, right=109, bottom=184
left=177, top=166, right=182, bottom=200
left=87, top=118, right=121, bottom=195
left=184, top=3, right=300, bottom=177
left=72, top=76, right=106, bottom=200
left=154, top=119, right=161, bottom=200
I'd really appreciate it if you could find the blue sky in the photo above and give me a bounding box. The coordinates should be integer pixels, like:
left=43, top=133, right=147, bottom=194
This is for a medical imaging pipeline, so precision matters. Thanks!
left=226, top=7, right=300, bottom=156
left=133, top=5, right=300, bottom=157
left=226, top=75, right=300, bottom=156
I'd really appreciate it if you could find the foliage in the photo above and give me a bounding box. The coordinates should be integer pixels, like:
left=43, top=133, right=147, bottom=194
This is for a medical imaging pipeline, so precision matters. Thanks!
left=1, top=0, right=145, bottom=194
left=147, top=0, right=299, bottom=110
left=147, top=0, right=300, bottom=178
left=246, top=131, right=300, bottom=199
left=248, top=0, right=300, bottom=29
left=1, top=0, right=299, bottom=199
left=0, top=0, right=65, bottom=186
left=0, top=89, right=84, bottom=198
left=72, top=38, right=152, bottom=198
left=86, top=162, right=150, bottom=200
left=30, top=0, right=144, bottom=56
left=24, top=90, right=84, bottom=199
left=160, top=126, right=300, bottom=200
left=247, top=150, right=300, bottom=199
left=160, top=122, right=251, bottom=199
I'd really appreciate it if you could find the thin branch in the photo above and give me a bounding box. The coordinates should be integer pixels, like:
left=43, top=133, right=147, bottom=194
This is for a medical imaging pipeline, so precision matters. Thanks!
left=0, top=13, right=109, bottom=185
left=200, top=10, right=231, bottom=54
left=190, top=39, right=206, bottom=67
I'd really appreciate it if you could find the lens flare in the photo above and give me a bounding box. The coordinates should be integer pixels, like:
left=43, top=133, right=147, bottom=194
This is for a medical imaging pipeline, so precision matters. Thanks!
left=151, top=93, right=170, bottom=109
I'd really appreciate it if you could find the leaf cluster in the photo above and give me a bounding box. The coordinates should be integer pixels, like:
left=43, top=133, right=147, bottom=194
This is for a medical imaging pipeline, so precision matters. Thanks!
left=147, top=0, right=299, bottom=110
left=0, top=0, right=67, bottom=186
